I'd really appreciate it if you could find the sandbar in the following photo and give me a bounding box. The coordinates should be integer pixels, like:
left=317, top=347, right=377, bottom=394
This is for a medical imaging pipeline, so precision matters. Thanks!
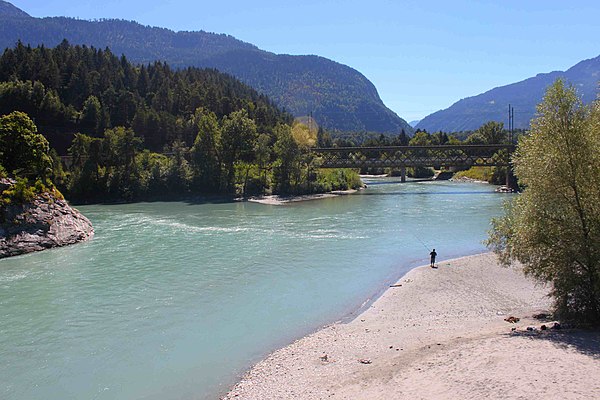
left=224, top=253, right=600, bottom=399
left=248, top=190, right=359, bottom=205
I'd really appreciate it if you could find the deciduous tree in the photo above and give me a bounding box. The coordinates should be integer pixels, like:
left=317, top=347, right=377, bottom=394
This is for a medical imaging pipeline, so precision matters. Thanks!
left=0, top=111, right=52, bottom=179
left=488, top=80, right=600, bottom=323
left=220, top=109, right=257, bottom=192
left=466, top=121, right=506, bottom=145
left=273, top=123, right=299, bottom=194
left=190, top=109, right=221, bottom=192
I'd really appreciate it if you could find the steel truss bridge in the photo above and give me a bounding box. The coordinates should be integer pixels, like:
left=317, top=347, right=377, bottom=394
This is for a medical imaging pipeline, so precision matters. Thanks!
left=311, top=144, right=515, bottom=181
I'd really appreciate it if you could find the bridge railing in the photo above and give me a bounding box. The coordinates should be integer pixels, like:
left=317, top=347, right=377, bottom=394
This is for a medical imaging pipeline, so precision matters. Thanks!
left=311, top=144, right=515, bottom=169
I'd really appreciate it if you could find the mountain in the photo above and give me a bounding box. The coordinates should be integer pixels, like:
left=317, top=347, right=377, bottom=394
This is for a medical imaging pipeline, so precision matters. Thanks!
left=0, top=0, right=29, bottom=18
left=409, top=119, right=420, bottom=127
left=416, top=55, right=600, bottom=132
left=0, top=1, right=412, bottom=135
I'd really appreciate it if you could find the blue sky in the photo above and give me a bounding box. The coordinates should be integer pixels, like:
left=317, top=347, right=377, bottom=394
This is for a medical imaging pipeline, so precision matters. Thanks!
left=11, top=0, right=600, bottom=122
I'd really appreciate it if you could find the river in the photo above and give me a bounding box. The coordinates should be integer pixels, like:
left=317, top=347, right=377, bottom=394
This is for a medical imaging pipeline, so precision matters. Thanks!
left=0, top=178, right=512, bottom=399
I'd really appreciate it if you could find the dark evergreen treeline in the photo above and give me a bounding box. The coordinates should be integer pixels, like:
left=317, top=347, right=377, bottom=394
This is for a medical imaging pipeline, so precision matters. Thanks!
left=0, top=42, right=362, bottom=202
left=330, top=124, right=527, bottom=148
left=0, top=40, right=292, bottom=153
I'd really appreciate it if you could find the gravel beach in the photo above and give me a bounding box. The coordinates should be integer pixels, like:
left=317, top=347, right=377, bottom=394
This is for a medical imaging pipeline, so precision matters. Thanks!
left=224, top=253, right=600, bottom=399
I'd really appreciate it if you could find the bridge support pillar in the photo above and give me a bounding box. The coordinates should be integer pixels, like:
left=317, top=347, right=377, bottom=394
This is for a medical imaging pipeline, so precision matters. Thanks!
left=506, top=168, right=518, bottom=191
left=400, top=166, right=406, bottom=183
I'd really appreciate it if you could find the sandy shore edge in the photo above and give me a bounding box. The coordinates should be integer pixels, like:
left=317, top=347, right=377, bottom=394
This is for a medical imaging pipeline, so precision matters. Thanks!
left=223, top=253, right=600, bottom=399
left=247, top=190, right=359, bottom=205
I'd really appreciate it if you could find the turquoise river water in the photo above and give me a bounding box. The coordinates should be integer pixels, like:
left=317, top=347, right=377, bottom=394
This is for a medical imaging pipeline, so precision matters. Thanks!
left=0, top=179, right=513, bottom=399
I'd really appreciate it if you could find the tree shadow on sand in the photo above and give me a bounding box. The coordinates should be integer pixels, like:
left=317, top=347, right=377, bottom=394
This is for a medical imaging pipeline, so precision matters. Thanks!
left=509, top=329, right=600, bottom=360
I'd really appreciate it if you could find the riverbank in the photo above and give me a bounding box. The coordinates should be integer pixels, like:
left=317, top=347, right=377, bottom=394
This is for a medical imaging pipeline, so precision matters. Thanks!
left=247, top=190, right=359, bottom=205
left=224, top=253, right=600, bottom=399
left=450, top=175, right=489, bottom=184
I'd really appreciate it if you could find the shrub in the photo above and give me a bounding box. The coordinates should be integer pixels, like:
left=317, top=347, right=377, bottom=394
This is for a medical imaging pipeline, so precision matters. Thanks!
left=1, top=177, right=37, bottom=206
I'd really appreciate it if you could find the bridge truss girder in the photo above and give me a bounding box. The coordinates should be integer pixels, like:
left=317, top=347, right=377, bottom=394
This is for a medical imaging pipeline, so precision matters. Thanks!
left=312, top=145, right=515, bottom=169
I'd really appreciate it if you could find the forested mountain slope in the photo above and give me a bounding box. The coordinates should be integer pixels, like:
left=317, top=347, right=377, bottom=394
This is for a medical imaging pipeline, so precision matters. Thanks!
left=417, top=55, right=600, bottom=132
left=0, top=41, right=291, bottom=152
left=0, top=1, right=412, bottom=135
left=0, top=42, right=362, bottom=201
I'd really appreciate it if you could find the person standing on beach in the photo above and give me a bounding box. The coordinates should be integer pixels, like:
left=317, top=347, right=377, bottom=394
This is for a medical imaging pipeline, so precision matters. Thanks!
left=430, top=249, right=437, bottom=268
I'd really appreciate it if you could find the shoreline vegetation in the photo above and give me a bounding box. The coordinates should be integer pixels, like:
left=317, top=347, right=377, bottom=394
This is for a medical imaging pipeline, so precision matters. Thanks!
left=224, top=253, right=600, bottom=399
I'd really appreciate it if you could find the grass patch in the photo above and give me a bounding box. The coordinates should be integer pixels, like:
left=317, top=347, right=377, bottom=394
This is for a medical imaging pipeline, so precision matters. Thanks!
left=454, top=167, right=495, bottom=182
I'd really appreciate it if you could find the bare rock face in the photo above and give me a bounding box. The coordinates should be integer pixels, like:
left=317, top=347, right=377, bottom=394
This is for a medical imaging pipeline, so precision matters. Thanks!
left=0, top=188, right=94, bottom=259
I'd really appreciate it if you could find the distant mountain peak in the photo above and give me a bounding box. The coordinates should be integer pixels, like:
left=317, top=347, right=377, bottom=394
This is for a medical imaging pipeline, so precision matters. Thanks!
left=0, top=1, right=31, bottom=18
left=416, top=55, right=600, bottom=132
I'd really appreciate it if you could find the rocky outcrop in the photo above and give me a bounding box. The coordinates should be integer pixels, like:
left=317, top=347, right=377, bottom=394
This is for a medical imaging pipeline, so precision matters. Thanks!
left=1, top=184, right=93, bottom=258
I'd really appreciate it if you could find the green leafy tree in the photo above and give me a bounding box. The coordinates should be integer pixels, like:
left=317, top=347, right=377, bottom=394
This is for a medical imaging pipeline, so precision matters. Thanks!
left=254, top=133, right=272, bottom=193
left=408, top=130, right=434, bottom=178
left=135, top=150, right=168, bottom=195
left=103, top=126, right=143, bottom=199
left=48, top=149, right=67, bottom=189
left=273, top=123, right=299, bottom=194
left=39, top=89, right=65, bottom=126
left=394, top=129, right=410, bottom=146
left=317, top=127, right=333, bottom=147
left=466, top=121, right=506, bottom=145
left=165, top=140, right=192, bottom=193
left=103, top=127, right=142, bottom=172
left=0, top=111, right=52, bottom=179
left=68, top=133, right=106, bottom=198
left=488, top=80, right=600, bottom=323
left=220, top=109, right=257, bottom=192
left=190, top=109, right=221, bottom=192
left=80, top=95, right=103, bottom=136
left=408, top=130, right=432, bottom=146
left=431, top=131, right=449, bottom=145
left=69, top=133, right=93, bottom=170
